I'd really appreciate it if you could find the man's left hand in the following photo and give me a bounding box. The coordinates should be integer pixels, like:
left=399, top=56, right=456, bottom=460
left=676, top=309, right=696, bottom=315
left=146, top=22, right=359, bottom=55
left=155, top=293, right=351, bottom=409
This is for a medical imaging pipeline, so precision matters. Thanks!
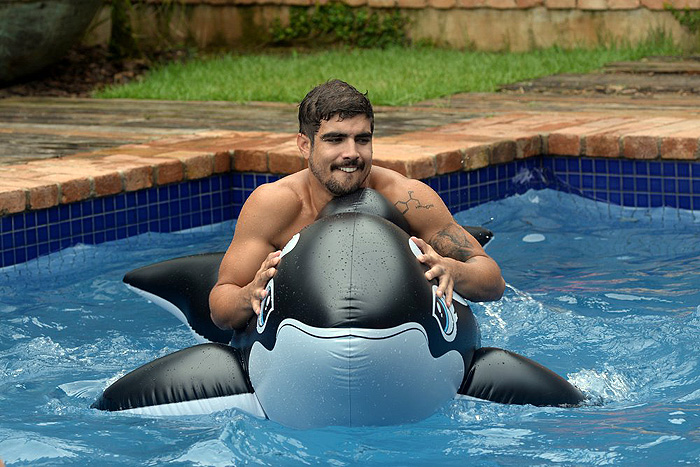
left=411, top=236, right=455, bottom=308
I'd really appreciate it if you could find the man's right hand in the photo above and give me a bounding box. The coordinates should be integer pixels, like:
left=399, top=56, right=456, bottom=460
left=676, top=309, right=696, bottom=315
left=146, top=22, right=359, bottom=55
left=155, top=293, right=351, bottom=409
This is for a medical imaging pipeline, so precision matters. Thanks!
left=248, top=250, right=282, bottom=315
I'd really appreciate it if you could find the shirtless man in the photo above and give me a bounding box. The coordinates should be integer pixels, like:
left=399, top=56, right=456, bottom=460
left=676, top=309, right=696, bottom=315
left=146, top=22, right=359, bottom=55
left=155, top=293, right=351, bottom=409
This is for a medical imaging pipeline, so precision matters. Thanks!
left=210, top=80, right=505, bottom=330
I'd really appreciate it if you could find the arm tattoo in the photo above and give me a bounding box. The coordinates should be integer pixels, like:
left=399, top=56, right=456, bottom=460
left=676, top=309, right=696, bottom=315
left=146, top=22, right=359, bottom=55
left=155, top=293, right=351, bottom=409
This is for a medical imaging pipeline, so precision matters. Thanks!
left=393, top=191, right=435, bottom=215
left=429, top=224, right=474, bottom=262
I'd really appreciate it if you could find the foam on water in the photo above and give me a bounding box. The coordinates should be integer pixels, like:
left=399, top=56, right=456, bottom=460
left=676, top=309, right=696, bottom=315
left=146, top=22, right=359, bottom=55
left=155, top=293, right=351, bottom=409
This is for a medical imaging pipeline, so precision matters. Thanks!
left=1, top=189, right=699, bottom=466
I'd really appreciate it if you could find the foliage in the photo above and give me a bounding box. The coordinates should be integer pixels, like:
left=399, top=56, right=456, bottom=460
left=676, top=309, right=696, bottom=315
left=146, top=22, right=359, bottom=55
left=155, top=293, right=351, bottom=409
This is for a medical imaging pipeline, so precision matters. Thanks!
left=664, top=3, right=700, bottom=34
left=109, top=0, right=140, bottom=59
left=96, top=32, right=681, bottom=105
left=270, top=2, right=409, bottom=48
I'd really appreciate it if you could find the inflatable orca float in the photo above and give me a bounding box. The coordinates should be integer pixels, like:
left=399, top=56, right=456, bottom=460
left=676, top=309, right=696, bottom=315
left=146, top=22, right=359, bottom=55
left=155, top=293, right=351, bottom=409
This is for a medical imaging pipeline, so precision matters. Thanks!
left=92, top=188, right=584, bottom=428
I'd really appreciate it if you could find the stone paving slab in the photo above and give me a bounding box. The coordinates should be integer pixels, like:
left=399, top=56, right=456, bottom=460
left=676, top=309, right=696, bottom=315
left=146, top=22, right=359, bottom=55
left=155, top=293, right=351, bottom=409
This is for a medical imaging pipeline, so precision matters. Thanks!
left=1, top=93, right=700, bottom=216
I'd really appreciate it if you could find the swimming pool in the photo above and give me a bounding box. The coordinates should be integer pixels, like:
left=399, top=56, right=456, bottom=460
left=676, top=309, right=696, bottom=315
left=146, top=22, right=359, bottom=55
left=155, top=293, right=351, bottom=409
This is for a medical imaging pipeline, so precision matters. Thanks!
left=1, top=189, right=698, bottom=466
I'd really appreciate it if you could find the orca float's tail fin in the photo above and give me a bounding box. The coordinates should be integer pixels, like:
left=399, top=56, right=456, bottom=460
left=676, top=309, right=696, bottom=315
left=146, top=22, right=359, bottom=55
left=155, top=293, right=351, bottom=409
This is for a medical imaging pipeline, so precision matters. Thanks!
left=123, top=253, right=233, bottom=344
left=458, top=347, right=585, bottom=406
left=92, top=343, right=264, bottom=417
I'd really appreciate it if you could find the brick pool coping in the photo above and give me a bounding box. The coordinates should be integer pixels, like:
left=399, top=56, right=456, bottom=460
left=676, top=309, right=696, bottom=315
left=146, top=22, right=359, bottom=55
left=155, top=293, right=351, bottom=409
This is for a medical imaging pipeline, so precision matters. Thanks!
left=1, top=112, right=699, bottom=216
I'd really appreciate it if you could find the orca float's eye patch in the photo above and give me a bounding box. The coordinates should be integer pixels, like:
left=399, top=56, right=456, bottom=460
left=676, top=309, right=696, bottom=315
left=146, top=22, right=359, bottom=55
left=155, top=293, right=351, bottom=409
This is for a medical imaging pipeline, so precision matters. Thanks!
left=432, top=285, right=457, bottom=342
left=257, top=279, right=275, bottom=333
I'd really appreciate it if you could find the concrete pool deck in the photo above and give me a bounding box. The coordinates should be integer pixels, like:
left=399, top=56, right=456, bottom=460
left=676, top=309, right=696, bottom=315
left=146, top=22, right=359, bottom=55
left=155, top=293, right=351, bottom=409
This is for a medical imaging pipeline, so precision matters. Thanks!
left=1, top=92, right=699, bottom=215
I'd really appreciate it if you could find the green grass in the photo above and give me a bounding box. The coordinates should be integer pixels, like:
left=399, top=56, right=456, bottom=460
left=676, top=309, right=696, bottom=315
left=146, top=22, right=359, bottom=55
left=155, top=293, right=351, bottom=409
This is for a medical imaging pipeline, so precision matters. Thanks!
left=96, top=37, right=681, bottom=106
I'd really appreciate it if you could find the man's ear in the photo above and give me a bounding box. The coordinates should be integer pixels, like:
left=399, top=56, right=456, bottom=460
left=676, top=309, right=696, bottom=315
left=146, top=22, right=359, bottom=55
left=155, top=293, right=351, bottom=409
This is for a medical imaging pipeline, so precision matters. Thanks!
left=297, top=133, right=311, bottom=159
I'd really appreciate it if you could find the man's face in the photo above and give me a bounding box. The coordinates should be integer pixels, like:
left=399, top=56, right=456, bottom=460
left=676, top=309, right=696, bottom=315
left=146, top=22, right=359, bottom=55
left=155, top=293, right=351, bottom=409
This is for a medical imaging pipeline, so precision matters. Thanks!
left=302, top=114, right=373, bottom=197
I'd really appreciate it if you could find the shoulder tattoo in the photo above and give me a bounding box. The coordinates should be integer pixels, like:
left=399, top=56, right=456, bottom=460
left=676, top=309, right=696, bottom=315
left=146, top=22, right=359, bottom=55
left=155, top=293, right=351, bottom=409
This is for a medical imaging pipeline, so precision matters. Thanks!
left=429, top=224, right=473, bottom=262
left=393, top=191, right=435, bottom=214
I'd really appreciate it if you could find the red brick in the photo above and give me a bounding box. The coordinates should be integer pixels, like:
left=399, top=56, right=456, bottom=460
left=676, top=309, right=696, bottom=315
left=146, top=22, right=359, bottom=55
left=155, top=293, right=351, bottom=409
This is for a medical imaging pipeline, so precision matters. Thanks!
left=59, top=178, right=92, bottom=204
left=660, top=137, right=699, bottom=160
left=153, top=159, right=185, bottom=185
left=607, top=0, right=640, bottom=8
left=122, top=166, right=154, bottom=191
left=268, top=140, right=305, bottom=174
left=516, top=0, right=543, bottom=6
left=435, top=149, right=463, bottom=174
left=0, top=186, right=26, bottom=215
left=0, top=177, right=61, bottom=211
left=516, top=135, right=542, bottom=159
left=640, top=0, right=666, bottom=8
left=486, top=0, right=517, bottom=7
left=213, top=151, right=232, bottom=173
left=585, top=134, right=622, bottom=158
left=578, top=0, right=608, bottom=9
left=458, top=0, right=486, bottom=6
left=368, top=0, right=396, bottom=6
left=544, top=0, right=575, bottom=7
left=547, top=133, right=583, bottom=156
left=93, top=172, right=124, bottom=197
left=234, top=149, right=269, bottom=172
left=429, top=0, right=457, bottom=7
left=400, top=0, right=429, bottom=7
left=622, top=136, right=658, bottom=159
left=463, top=144, right=491, bottom=171
left=491, top=140, right=517, bottom=164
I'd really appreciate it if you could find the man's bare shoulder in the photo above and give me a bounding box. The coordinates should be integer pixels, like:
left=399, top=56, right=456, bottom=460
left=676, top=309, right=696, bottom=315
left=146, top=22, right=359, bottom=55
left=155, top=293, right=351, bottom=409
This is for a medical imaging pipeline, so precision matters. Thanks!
left=369, top=166, right=436, bottom=206
left=243, top=173, right=305, bottom=212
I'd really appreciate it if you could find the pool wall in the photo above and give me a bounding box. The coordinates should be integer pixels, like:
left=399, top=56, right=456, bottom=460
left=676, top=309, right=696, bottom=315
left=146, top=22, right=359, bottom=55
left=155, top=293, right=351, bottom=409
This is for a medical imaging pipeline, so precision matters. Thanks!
left=1, top=155, right=698, bottom=268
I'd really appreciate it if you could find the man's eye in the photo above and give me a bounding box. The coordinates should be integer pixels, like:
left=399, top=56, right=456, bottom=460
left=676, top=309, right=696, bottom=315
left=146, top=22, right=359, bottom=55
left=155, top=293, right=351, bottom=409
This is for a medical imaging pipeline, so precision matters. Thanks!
left=356, top=138, right=371, bottom=145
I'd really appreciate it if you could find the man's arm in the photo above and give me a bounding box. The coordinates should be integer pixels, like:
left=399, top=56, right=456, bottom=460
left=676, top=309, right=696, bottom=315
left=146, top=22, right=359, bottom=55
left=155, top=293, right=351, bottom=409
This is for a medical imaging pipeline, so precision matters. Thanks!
left=209, top=184, right=298, bottom=330
left=392, top=180, right=505, bottom=305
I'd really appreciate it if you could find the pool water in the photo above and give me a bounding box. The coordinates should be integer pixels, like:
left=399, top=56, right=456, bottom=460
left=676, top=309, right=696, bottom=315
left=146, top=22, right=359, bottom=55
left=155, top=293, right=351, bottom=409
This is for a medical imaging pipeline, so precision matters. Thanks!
left=1, top=189, right=698, bottom=466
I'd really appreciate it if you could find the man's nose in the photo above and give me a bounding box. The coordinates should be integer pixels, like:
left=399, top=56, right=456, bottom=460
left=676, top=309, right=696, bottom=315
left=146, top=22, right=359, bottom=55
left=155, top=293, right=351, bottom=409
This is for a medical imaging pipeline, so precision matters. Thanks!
left=341, top=140, right=361, bottom=158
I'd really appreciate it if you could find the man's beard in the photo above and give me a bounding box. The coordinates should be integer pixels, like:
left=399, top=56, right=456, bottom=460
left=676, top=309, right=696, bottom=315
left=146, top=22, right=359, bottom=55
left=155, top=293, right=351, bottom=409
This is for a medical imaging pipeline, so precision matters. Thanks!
left=309, top=156, right=368, bottom=196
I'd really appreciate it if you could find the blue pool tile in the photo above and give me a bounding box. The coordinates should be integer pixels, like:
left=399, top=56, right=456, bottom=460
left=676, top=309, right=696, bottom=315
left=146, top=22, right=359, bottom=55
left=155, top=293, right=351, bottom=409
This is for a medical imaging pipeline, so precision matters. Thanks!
left=1, top=216, right=12, bottom=233
left=691, top=163, right=700, bottom=178
left=608, top=160, right=620, bottom=174
left=567, top=158, right=581, bottom=172
left=664, top=194, right=677, bottom=208
left=37, top=226, right=48, bottom=242
left=94, top=215, right=105, bottom=231
left=13, top=214, right=25, bottom=230
left=104, top=197, right=115, bottom=212
left=582, top=175, right=593, bottom=189
left=126, top=209, right=137, bottom=225
left=609, top=192, right=621, bottom=205
left=594, top=159, right=607, bottom=173
left=608, top=176, right=621, bottom=191
left=649, top=161, right=661, bottom=176
left=650, top=194, right=662, bottom=207
left=662, top=162, right=676, bottom=177
left=59, top=221, right=71, bottom=237
left=126, top=192, right=137, bottom=208
left=595, top=175, right=607, bottom=190
left=581, top=158, right=593, bottom=173
left=70, top=203, right=82, bottom=219
left=115, top=194, right=126, bottom=210
left=636, top=193, right=649, bottom=207
left=170, top=217, right=181, bottom=232
left=71, top=219, right=83, bottom=235
left=115, top=211, right=126, bottom=227
left=623, top=193, right=635, bottom=206
left=649, top=178, right=662, bottom=193
left=243, top=174, right=255, bottom=189
left=635, top=162, right=648, bottom=176
left=159, top=219, right=170, bottom=232
left=679, top=196, right=691, bottom=209
left=137, top=190, right=148, bottom=205
left=636, top=178, right=648, bottom=192
left=38, top=243, right=49, bottom=256
left=663, top=178, right=676, bottom=193
left=693, top=196, right=700, bottom=210
left=26, top=229, right=36, bottom=244
left=568, top=174, right=581, bottom=188
left=116, top=227, right=127, bottom=239
left=677, top=162, right=690, bottom=177
left=678, top=179, right=690, bottom=194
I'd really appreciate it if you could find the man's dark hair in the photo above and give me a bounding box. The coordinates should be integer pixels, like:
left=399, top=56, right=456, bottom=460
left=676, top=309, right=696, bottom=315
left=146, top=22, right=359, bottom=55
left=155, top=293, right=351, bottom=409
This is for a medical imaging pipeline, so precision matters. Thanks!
left=298, top=79, right=374, bottom=141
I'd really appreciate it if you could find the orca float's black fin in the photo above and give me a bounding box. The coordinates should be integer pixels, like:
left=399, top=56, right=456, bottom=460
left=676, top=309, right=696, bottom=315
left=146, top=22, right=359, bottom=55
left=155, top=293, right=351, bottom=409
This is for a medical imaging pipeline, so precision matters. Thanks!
left=458, top=347, right=585, bottom=406
left=92, top=343, right=264, bottom=417
left=123, top=253, right=233, bottom=344
left=462, top=225, right=493, bottom=247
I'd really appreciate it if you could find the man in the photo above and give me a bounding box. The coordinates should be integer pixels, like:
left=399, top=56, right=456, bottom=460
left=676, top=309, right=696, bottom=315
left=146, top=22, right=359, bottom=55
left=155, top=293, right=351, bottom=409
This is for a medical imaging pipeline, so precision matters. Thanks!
left=210, top=80, right=505, bottom=330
